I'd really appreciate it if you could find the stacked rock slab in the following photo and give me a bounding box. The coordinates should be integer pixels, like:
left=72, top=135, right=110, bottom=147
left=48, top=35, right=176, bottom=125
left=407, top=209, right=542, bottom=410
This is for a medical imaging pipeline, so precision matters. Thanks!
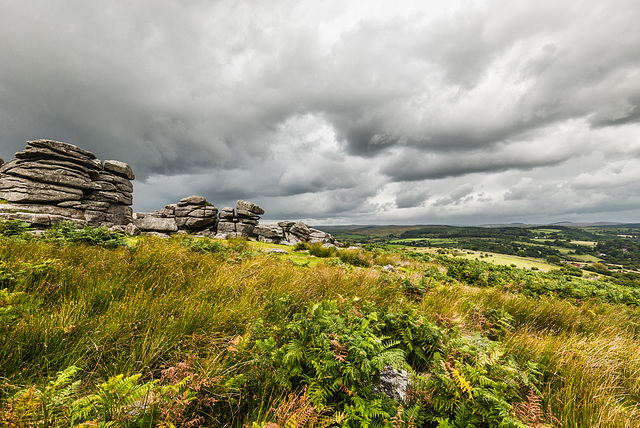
left=0, top=140, right=134, bottom=227
left=253, top=220, right=337, bottom=246
left=134, top=195, right=218, bottom=237
left=215, top=200, right=265, bottom=238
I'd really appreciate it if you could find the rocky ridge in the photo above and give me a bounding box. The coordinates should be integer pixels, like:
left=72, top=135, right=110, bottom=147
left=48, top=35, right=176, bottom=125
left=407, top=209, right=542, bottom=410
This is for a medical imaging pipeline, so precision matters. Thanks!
left=0, top=140, right=337, bottom=245
left=0, top=140, right=134, bottom=227
left=135, top=197, right=337, bottom=246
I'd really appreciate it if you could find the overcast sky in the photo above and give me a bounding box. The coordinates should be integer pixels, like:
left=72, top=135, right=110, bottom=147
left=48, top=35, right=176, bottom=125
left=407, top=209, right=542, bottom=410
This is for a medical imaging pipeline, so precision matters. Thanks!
left=2, top=0, right=640, bottom=225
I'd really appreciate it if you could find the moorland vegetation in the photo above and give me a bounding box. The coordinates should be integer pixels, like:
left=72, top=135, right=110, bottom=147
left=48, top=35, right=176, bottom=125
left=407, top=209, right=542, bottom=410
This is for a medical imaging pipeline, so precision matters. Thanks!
left=1, top=220, right=640, bottom=427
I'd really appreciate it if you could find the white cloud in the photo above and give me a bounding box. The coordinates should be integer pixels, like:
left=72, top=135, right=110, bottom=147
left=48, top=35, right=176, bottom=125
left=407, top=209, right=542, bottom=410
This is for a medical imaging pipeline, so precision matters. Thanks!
left=1, top=0, right=640, bottom=224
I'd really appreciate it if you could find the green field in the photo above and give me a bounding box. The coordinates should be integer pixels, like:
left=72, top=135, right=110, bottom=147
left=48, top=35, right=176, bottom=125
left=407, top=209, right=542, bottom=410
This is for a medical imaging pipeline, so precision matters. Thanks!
left=413, top=247, right=557, bottom=271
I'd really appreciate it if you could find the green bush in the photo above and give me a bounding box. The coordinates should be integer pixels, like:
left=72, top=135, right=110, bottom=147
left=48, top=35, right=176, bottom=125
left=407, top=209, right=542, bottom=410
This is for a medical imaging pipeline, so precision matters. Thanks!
left=308, top=243, right=337, bottom=258
left=0, top=220, right=31, bottom=237
left=293, top=242, right=310, bottom=251
left=338, top=248, right=371, bottom=267
left=179, top=236, right=226, bottom=255
left=44, top=221, right=127, bottom=248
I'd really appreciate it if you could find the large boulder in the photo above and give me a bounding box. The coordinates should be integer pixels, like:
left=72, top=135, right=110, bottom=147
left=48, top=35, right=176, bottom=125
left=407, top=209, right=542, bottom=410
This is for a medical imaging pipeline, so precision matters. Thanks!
left=134, top=216, right=178, bottom=232
left=254, top=224, right=284, bottom=239
left=236, top=200, right=265, bottom=215
left=375, top=366, right=410, bottom=402
left=217, top=221, right=236, bottom=234
left=290, top=221, right=311, bottom=238
left=178, top=195, right=207, bottom=206
left=0, top=140, right=135, bottom=228
left=219, top=208, right=235, bottom=219
left=103, top=160, right=135, bottom=180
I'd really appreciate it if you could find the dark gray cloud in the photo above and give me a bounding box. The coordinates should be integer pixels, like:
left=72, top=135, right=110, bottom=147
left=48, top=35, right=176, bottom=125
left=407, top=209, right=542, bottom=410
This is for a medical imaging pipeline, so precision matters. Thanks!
left=1, top=0, right=640, bottom=224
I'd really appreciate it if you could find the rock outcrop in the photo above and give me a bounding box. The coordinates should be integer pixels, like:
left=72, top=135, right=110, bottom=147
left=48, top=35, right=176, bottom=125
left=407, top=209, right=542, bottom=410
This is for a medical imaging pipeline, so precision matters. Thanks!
left=215, top=200, right=264, bottom=239
left=134, top=195, right=218, bottom=237
left=252, top=220, right=336, bottom=246
left=0, top=140, right=338, bottom=245
left=136, top=197, right=338, bottom=246
left=0, top=140, right=134, bottom=227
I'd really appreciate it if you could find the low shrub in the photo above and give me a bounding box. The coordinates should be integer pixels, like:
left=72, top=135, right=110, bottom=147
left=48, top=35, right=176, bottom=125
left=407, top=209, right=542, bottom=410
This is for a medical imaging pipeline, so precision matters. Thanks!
left=0, top=220, right=31, bottom=237
left=338, top=248, right=371, bottom=267
left=308, top=243, right=337, bottom=258
left=44, top=221, right=127, bottom=248
left=179, top=236, right=226, bottom=255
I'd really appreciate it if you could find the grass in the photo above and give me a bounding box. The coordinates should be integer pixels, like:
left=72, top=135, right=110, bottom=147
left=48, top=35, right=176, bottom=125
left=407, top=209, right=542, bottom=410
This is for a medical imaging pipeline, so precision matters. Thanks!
left=567, top=254, right=603, bottom=263
left=570, top=240, right=597, bottom=246
left=412, top=247, right=556, bottom=271
left=2, top=226, right=640, bottom=426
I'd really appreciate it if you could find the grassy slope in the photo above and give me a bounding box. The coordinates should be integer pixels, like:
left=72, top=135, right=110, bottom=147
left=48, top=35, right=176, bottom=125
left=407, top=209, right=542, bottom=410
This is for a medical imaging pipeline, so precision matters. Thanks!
left=1, top=233, right=640, bottom=426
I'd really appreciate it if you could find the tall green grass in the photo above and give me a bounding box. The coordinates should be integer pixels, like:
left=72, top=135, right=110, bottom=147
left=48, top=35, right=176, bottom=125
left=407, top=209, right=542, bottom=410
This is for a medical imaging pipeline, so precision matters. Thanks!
left=2, top=226, right=640, bottom=426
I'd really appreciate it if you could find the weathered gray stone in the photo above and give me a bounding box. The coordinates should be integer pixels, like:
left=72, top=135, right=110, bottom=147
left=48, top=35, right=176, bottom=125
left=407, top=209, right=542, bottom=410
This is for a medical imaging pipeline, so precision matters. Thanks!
left=267, top=248, right=288, bottom=253
left=219, top=208, right=235, bottom=219
left=141, top=231, right=171, bottom=238
left=236, top=200, right=265, bottom=215
left=309, top=229, right=334, bottom=244
left=0, top=159, right=17, bottom=174
left=103, top=160, right=135, bottom=180
left=57, top=201, right=83, bottom=208
left=174, top=205, right=199, bottom=217
left=278, top=220, right=296, bottom=229
left=28, top=139, right=97, bottom=160
left=84, top=210, right=108, bottom=224
left=17, top=158, right=96, bottom=176
left=154, top=207, right=175, bottom=218
left=0, top=202, right=85, bottom=219
left=0, top=158, right=3, bottom=167
left=92, top=181, right=118, bottom=192
left=0, top=212, right=84, bottom=227
left=109, top=225, right=127, bottom=234
left=282, top=234, right=303, bottom=245
left=134, top=216, right=178, bottom=232
left=0, top=175, right=83, bottom=203
left=95, top=171, right=134, bottom=193
left=16, top=145, right=102, bottom=171
left=236, top=209, right=260, bottom=220
left=254, top=224, right=284, bottom=239
left=176, top=216, right=216, bottom=230
left=186, top=207, right=218, bottom=218
left=256, top=236, right=278, bottom=243
left=86, top=190, right=132, bottom=206
left=178, top=195, right=207, bottom=206
left=125, top=223, right=141, bottom=236
left=84, top=201, right=111, bottom=212
left=3, top=165, right=93, bottom=189
left=106, top=205, right=133, bottom=225
left=217, top=221, right=236, bottom=234
left=290, top=222, right=311, bottom=238
left=375, top=366, right=409, bottom=402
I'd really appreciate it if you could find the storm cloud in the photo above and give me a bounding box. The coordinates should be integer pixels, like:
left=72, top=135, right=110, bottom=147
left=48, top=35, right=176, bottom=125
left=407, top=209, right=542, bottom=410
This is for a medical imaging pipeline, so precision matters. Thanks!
left=1, top=0, right=639, bottom=224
